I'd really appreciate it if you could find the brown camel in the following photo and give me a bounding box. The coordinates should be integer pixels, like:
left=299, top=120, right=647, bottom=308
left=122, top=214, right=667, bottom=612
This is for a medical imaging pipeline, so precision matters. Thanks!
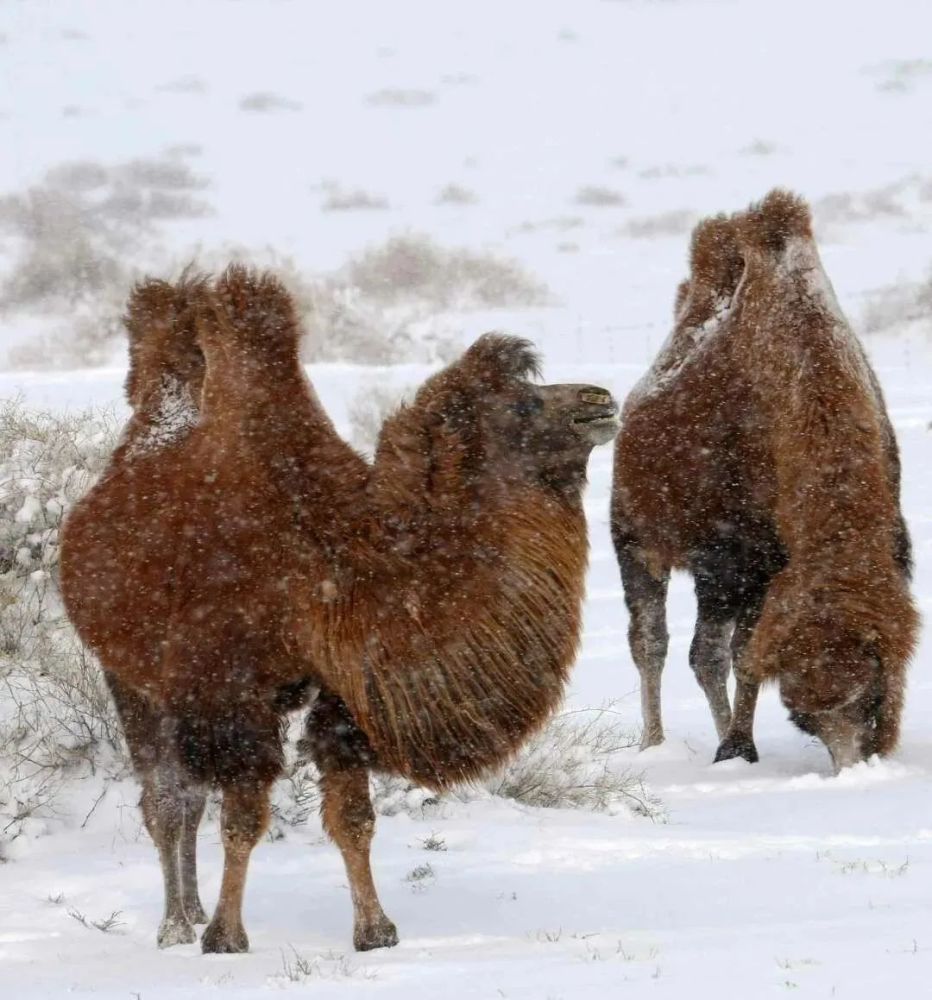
left=611, top=189, right=917, bottom=770
left=60, top=265, right=619, bottom=953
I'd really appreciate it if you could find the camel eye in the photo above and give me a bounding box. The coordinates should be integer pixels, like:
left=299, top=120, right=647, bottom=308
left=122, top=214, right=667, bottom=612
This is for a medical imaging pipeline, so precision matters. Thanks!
left=511, top=396, right=542, bottom=419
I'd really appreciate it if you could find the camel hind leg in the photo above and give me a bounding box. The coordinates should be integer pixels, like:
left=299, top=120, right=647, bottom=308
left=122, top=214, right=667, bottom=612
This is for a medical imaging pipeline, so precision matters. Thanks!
left=304, top=691, right=398, bottom=951
left=714, top=601, right=762, bottom=763
left=688, top=571, right=735, bottom=743
left=712, top=530, right=784, bottom=763
left=615, top=544, right=670, bottom=750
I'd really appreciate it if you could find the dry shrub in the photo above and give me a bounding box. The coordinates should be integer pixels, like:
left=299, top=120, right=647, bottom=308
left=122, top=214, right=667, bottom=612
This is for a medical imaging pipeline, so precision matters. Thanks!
left=157, top=76, right=208, bottom=94
left=344, top=233, right=551, bottom=310
left=0, top=155, right=212, bottom=367
left=435, top=183, right=477, bottom=206
left=869, top=58, right=932, bottom=93
left=575, top=185, right=626, bottom=207
left=861, top=278, right=932, bottom=333
left=638, top=164, right=709, bottom=179
left=0, top=404, right=124, bottom=853
left=620, top=209, right=696, bottom=239
left=238, top=92, right=302, bottom=113
left=321, top=185, right=389, bottom=212
left=366, top=88, right=435, bottom=108
left=204, top=247, right=462, bottom=366
left=814, top=185, right=907, bottom=227
left=739, top=139, right=778, bottom=156
left=277, top=703, right=663, bottom=830
left=484, top=705, right=663, bottom=817
left=0, top=172, right=549, bottom=370
left=0, top=152, right=212, bottom=316
left=511, top=216, right=583, bottom=236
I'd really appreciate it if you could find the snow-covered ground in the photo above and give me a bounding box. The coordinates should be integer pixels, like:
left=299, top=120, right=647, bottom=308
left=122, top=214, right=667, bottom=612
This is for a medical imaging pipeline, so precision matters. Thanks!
left=2, top=1, right=932, bottom=997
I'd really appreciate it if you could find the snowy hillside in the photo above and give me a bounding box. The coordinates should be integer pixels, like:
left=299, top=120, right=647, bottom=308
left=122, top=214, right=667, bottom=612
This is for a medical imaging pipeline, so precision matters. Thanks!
left=1, top=1, right=932, bottom=997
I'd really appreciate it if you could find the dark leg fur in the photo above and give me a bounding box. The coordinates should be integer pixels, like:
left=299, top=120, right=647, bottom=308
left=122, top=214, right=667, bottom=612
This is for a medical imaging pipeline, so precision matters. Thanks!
left=140, top=758, right=198, bottom=947
left=304, top=692, right=398, bottom=951
left=180, top=786, right=208, bottom=924
left=689, top=526, right=784, bottom=762
left=104, top=674, right=205, bottom=945
left=714, top=603, right=762, bottom=763
left=615, top=544, right=669, bottom=750
left=688, top=604, right=733, bottom=741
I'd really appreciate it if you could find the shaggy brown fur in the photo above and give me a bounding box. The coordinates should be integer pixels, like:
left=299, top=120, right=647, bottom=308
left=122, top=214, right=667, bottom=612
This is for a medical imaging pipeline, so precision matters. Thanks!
left=60, top=265, right=618, bottom=953
left=611, top=189, right=917, bottom=769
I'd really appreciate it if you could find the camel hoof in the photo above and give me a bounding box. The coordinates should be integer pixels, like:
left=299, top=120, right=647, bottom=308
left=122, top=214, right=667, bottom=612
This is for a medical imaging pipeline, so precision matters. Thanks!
left=201, top=919, right=249, bottom=954
left=354, top=915, right=399, bottom=952
left=714, top=734, right=759, bottom=764
left=158, top=916, right=197, bottom=948
left=185, top=900, right=209, bottom=925
left=639, top=729, right=664, bottom=751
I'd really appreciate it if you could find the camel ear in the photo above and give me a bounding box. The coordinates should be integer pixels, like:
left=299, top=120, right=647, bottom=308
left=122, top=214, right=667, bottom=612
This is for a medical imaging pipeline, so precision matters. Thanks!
left=736, top=188, right=812, bottom=257
left=462, top=333, right=542, bottom=385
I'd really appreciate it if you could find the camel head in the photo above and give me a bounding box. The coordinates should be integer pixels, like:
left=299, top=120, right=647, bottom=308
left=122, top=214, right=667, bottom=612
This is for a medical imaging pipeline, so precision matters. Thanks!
left=422, top=333, right=620, bottom=492
left=780, top=632, right=891, bottom=773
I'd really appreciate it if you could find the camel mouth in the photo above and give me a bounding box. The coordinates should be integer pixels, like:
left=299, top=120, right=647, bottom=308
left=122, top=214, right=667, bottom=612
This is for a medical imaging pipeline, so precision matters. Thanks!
left=571, top=403, right=621, bottom=445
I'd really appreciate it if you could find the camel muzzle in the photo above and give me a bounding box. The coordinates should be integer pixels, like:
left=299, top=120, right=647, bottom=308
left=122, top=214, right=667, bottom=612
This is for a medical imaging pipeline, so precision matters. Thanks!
left=567, top=385, right=621, bottom=445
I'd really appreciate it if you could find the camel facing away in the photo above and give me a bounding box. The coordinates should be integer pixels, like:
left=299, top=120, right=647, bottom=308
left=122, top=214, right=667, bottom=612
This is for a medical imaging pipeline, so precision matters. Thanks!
left=60, top=266, right=619, bottom=953
left=611, top=189, right=917, bottom=770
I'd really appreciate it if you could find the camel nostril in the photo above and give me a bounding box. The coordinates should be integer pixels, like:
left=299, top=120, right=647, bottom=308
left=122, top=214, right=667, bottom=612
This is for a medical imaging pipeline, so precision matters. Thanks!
left=578, top=390, right=613, bottom=407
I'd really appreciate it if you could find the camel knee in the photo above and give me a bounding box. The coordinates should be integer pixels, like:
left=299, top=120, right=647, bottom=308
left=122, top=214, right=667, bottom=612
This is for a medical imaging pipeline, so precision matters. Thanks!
left=220, top=783, right=271, bottom=852
left=629, top=609, right=668, bottom=675
left=140, top=776, right=185, bottom=845
left=688, top=619, right=732, bottom=688
left=321, top=769, right=375, bottom=849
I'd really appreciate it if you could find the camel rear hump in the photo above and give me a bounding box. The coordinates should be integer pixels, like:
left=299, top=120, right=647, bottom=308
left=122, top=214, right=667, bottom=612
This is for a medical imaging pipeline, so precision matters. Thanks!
left=735, top=188, right=813, bottom=258
left=201, top=264, right=303, bottom=364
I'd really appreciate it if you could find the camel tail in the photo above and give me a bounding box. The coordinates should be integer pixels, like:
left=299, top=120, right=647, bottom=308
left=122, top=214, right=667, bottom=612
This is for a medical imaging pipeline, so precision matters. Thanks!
left=736, top=188, right=812, bottom=257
